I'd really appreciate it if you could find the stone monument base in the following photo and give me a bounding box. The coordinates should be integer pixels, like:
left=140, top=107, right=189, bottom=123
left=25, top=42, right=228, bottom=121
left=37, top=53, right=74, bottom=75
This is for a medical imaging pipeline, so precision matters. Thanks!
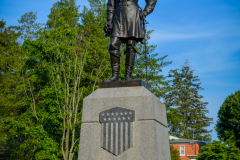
left=78, top=85, right=171, bottom=160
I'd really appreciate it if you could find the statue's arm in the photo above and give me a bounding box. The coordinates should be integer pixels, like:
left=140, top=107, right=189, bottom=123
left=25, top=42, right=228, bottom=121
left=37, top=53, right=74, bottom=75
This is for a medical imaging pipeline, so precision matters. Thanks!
left=107, top=0, right=115, bottom=24
left=143, top=0, right=157, bottom=16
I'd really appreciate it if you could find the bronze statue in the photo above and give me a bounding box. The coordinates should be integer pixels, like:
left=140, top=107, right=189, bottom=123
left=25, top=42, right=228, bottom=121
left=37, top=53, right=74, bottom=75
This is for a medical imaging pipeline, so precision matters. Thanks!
left=103, top=0, right=157, bottom=82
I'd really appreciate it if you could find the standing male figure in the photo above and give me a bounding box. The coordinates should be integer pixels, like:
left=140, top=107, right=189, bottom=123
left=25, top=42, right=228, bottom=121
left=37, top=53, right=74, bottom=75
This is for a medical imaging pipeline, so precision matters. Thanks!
left=103, top=0, right=157, bottom=82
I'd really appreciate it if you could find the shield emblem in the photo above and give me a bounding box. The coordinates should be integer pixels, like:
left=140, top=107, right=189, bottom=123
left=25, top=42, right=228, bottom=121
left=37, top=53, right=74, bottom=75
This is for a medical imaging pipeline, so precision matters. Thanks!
left=99, top=107, right=135, bottom=155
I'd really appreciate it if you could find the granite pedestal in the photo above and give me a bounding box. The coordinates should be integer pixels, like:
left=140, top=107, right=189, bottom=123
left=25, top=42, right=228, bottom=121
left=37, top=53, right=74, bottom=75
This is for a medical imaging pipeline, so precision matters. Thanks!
left=78, top=84, right=171, bottom=160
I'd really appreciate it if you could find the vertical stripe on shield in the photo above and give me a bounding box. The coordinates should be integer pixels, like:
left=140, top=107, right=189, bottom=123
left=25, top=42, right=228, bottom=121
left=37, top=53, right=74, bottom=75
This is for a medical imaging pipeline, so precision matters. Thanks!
left=113, top=122, right=116, bottom=154
left=128, top=122, right=131, bottom=148
left=115, top=122, right=118, bottom=155
left=122, top=122, right=125, bottom=151
left=108, top=122, right=111, bottom=151
left=118, top=122, right=121, bottom=154
left=103, top=123, right=106, bottom=149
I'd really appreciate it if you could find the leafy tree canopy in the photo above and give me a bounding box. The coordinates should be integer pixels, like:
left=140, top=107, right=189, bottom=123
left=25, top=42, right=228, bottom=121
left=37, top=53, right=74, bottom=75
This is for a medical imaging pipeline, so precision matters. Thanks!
left=0, top=20, right=25, bottom=123
left=215, top=90, right=240, bottom=149
left=1, top=0, right=110, bottom=159
left=46, top=0, right=80, bottom=29
left=18, top=11, right=42, bottom=40
left=198, top=140, right=240, bottom=160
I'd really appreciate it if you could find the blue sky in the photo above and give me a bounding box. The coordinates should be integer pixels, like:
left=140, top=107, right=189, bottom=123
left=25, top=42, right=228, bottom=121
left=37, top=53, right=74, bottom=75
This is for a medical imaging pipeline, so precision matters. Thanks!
left=1, top=0, right=240, bottom=141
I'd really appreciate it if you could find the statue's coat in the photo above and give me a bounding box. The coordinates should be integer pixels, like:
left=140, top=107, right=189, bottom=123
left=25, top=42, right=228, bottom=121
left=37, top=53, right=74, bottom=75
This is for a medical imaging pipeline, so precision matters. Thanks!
left=107, top=0, right=157, bottom=41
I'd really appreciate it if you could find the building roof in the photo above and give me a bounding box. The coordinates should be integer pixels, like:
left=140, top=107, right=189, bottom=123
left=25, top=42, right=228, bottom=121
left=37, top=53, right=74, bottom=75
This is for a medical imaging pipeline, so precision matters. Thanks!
left=169, top=135, right=179, bottom=140
left=169, top=138, right=208, bottom=145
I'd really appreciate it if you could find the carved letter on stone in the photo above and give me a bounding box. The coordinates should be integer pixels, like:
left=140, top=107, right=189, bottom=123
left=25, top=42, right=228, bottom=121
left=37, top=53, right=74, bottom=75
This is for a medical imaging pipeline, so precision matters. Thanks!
left=99, top=107, right=135, bottom=155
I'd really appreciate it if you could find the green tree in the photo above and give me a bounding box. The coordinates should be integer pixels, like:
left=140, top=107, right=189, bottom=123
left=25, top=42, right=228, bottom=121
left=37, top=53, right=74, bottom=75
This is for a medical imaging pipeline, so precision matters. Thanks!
left=2, top=0, right=111, bottom=159
left=79, top=0, right=111, bottom=92
left=164, top=61, right=212, bottom=141
left=198, top=140, right=240, bottom=160
left=0, top=20, right=26, bottom=141
left=18, top=11, right=42, bottom=40
left=170, top=145, right=181, bottom=160
left=133, top=29, right=172, bottom=98
left=13, top=1, right=84, bottom=157
left=215, top=90, right=240, bottom=149
left=46, top=0, right=80, bottom=29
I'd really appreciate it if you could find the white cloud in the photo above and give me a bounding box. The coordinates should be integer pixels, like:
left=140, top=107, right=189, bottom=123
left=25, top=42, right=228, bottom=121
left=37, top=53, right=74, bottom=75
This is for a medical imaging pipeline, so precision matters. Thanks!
left=150, top=31, right=215, bottom=41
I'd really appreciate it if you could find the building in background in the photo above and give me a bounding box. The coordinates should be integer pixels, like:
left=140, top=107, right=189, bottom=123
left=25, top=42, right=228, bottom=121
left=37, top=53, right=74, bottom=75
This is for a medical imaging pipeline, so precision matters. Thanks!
left=169, top=134, right=209, bottom=160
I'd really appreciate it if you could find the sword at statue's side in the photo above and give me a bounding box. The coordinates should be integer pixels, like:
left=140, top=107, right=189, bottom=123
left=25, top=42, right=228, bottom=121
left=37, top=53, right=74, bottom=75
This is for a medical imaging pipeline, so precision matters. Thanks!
left=140, top=10, right=149, bottom=83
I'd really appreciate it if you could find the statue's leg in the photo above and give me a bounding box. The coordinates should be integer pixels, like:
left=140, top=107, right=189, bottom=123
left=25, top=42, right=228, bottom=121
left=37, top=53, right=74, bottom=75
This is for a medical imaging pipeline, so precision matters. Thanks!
left=125, top=39, right=136, bottom=81
left=103, top=37, right=122, bottom=82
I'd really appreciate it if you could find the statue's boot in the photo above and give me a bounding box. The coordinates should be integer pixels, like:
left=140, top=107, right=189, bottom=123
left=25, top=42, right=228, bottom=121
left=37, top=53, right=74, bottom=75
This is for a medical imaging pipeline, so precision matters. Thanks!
left=125, top=40, right=136, bottom=81
left=103, top=54, right=120, bottom=82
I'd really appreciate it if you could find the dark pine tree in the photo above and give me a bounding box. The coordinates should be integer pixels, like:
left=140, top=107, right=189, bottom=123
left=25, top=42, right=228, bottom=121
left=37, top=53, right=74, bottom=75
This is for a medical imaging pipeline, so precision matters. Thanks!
left=0, top=20, right=26, bottom=120
left=164, top=60, right=212, bottom=141
left=0, top=20, right=28, bottom=157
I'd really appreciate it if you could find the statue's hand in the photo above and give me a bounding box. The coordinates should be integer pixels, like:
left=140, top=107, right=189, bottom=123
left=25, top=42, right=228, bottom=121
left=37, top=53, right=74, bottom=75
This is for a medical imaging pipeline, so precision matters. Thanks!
left=140, top=10, right=147, bottom=20
left=104, top=22, right=113, bottom=33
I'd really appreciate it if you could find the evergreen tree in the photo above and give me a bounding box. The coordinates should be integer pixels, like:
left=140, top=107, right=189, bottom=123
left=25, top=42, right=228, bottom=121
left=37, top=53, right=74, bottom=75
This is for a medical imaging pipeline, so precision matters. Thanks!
left=164, top=61, right=212, bottom=141
left=215, top=90, right=240, bottom=149
left=0, top=20, right=26, bottom=141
